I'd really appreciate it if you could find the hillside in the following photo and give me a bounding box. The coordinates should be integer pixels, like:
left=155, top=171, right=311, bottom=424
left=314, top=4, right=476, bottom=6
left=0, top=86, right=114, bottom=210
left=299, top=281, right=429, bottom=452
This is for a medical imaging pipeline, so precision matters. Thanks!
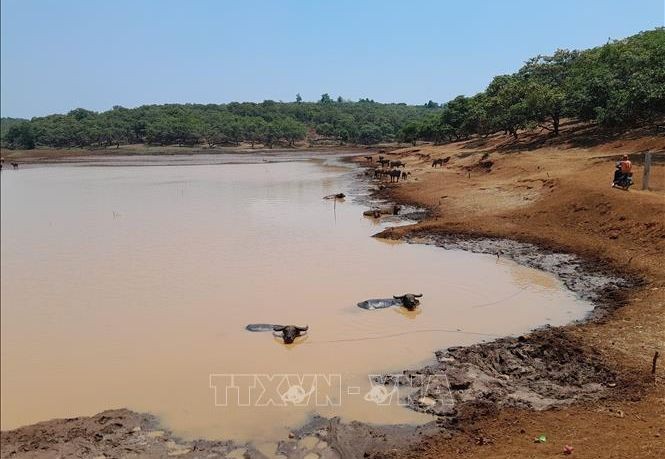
left=360, top=126, right=664, bottom=458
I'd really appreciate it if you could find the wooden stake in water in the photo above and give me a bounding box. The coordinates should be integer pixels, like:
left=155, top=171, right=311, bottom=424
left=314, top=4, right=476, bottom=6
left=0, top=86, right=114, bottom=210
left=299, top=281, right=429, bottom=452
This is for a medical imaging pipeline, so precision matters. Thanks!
left=333, top=196, right=337, bottom=223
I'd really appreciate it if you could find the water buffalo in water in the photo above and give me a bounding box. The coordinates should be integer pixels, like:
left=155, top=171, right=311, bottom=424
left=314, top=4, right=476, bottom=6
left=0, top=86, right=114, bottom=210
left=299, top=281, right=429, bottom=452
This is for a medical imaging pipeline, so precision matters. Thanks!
left=389, top=160, right=405, bottom=168
left=393, top=293, right=423, bottom=310
left=362, top=204, right=401, bottom=217
left=323, top=193, right=345, bottom=199
left=377, top=158, right=390, bottom=168
left=357, top=298, right=403, bottom=309
left=273, top=325, right=308, bottom=344
left=246, top=323, right=308, bottom=344
left=358, top=294, right=423, bottom=311
left=389, top=169, right=401, bottom=182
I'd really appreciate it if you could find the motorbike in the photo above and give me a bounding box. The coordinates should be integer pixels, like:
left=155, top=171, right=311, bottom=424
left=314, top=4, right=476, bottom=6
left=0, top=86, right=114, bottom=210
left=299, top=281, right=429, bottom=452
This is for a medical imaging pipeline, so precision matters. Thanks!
left=612, top=163, right=633, bottom=190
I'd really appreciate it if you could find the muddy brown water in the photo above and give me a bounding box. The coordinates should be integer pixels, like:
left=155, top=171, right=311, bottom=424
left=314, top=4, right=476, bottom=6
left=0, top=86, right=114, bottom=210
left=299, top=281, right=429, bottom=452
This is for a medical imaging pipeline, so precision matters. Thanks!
left=1, top=154, right=592, bottom=444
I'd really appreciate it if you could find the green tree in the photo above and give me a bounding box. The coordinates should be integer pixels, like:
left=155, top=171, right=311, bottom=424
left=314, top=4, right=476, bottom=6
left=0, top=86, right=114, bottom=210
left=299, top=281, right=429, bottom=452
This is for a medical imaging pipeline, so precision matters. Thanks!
left=275, top=118, right=307, bottom=146
left=242, top=117, right=268, bottom=147
left=5, top=122, right=36, bottom=149
left=525, top=81, right=566, bottom=135
left=565, top=29, right=665, bottom=126
left=440, top=96, right=475, bottom=140
left=357, top=124, right=382, bottom=145
left=485, top=75, right=530, bottom=137
left=1, top=118, right=29, bottom=142
left=316, top=122, right=335, bottom=137
left=518, top=50, right=577, bottom=134
left=399, top=122, right=419, bottom=145
left=263, top=122, right=280, bottom=148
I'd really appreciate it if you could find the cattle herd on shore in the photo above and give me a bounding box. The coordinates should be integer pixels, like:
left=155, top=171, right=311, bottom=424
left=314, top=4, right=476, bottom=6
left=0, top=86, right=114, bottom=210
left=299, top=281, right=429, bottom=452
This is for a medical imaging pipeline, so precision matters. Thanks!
left=364, top=154, right=410, bottom=183
left=362, top=151, right=451, bottom=183
left=0, top=158, right=19, bottom=170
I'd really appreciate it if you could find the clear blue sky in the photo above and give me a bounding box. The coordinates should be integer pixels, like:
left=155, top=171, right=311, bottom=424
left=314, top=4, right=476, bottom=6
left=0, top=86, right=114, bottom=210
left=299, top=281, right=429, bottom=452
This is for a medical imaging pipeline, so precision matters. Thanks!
left=1, top=0, right=663, bottom=118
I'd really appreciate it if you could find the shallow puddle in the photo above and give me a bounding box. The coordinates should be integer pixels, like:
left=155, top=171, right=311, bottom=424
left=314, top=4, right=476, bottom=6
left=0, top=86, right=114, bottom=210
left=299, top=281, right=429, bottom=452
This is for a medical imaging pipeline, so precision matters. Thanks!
left=0, top=154, right=592, bottom=442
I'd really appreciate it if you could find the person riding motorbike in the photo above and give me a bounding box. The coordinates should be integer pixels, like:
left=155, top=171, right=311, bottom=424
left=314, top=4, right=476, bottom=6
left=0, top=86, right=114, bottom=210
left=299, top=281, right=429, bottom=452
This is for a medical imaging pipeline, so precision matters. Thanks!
left=612, top=154, right=633, bottom=189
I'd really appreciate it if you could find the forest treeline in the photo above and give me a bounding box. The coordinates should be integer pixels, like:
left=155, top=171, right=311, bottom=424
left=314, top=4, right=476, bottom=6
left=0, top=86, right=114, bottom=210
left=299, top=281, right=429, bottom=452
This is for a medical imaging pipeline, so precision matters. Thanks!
left=2, top=28, right=663, bottom=150
left=399, top=28, right=664, bottom=144
left=1, top=98, right=430, bottom=149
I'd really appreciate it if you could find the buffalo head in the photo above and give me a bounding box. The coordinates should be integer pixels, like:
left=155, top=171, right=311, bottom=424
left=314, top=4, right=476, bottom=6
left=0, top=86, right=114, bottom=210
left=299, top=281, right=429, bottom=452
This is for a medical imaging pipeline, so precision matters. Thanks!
left=393, top=294, right=423, bottom=310
left=273, top=325, right=308, bottom=344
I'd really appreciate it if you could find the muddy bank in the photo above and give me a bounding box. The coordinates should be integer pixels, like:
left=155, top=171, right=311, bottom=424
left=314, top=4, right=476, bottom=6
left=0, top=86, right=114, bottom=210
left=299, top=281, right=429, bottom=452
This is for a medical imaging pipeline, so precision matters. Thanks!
left=377, top=326, right=640, bottom=424
left=0, top=409, right=266, bottom=458
left=0, top=408, right=445, bottom=459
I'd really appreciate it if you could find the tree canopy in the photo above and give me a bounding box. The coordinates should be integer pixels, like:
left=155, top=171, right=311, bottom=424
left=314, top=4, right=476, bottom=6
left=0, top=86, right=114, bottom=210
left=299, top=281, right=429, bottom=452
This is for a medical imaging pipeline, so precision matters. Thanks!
left=399, top=28, right=664, bottom=144
left=1, top=97, right=433, bottom=149
left=2, top=28, right=663, bottom=150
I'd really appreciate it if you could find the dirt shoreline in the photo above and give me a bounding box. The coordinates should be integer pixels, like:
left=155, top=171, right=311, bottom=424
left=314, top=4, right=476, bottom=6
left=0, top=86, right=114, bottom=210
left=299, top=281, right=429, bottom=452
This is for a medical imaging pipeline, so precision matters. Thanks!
left=357, top=130, right=664, bottom=458
left=0, top=144, right=375, bottom=164
left=2, top=134, right=664, bottom=458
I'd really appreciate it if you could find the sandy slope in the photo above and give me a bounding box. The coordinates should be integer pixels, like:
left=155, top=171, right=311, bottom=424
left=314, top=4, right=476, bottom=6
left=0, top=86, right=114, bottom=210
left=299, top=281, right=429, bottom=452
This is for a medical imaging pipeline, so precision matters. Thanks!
left=364, top=129, right=665, bottom=458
